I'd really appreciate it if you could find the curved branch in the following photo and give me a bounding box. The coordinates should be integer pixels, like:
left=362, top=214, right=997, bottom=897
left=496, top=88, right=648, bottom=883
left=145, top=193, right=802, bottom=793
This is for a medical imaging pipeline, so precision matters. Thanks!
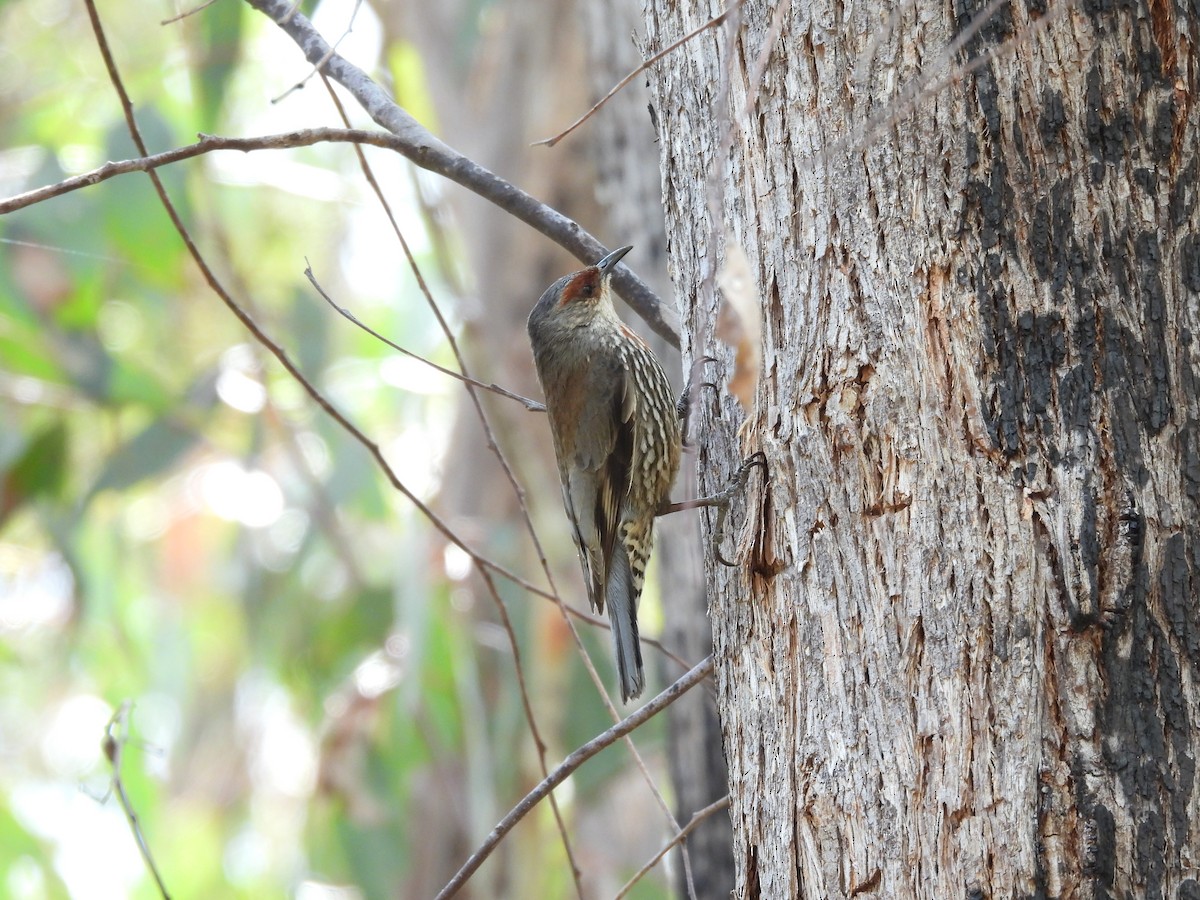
left=0, top=129, right=385, bottom=214
left=242, top=0, right=679, bottom=348
left=434, top=655, right=715, bottom=900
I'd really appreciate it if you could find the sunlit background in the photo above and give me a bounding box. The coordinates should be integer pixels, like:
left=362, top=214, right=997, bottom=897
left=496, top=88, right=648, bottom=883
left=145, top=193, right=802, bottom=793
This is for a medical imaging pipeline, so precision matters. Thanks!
left=0, top=0, right=688, bottom=897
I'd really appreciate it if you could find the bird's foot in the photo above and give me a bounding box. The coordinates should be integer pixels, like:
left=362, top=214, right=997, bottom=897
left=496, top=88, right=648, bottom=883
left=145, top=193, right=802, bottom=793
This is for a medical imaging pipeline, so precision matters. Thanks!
left=657, top=451, right=767, bottom=565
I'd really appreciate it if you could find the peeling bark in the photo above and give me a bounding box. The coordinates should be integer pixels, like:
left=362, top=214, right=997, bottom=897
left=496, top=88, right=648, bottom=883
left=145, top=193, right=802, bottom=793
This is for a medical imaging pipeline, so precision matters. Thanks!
left=644, top=0, right=1200, bottom=896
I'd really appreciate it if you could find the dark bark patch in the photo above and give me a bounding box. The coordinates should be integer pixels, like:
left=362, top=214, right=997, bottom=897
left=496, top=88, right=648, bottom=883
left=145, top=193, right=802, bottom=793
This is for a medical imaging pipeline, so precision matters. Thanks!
left=1060, top=307, right=1099, bottom=436
left=1078, top=484, right=1101, bottom=619
left=1134, top=818, right=1166, bottom=898
left=952, top=0, right=1014, bottom=57
left=1150, top=99, right=1177, bottom=162
left=1038, top=88, right=1066, bottom=147
left=1078, top=799, right=1117, bottom=887
left=1130, top=231, right=1172, bottom=432
left=1085, top=64, right=1135, bottom=172
left=1159, top=533, right=1199, bottom=689
left=1182, top=233, right=1200, bottom=293
left=1029, top=177, right=1085, bottom=291
left=1080, top=0, right=1138, bottom=22
left=1099, top=554, right=1195, bottom=897
left=1017, top=311, right=1067, bottom=442
left=976, top=280, right=1021, bottom=456
left=744, top=843, right=760, bottom=898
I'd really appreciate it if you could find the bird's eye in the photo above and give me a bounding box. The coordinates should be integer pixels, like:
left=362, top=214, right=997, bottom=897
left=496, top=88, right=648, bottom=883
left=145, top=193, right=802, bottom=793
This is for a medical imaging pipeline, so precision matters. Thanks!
left=580, top=283, right=595, bottom=298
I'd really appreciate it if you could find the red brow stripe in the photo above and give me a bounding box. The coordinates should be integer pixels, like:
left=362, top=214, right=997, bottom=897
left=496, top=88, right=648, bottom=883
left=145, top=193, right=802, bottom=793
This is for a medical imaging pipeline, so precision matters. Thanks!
left=559, top=271, right=597, bottom=305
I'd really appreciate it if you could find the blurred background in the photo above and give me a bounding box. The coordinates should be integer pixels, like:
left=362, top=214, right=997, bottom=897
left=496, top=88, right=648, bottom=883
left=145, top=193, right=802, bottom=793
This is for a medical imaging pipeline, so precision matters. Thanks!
left=0, top=0, right=726, bottom=897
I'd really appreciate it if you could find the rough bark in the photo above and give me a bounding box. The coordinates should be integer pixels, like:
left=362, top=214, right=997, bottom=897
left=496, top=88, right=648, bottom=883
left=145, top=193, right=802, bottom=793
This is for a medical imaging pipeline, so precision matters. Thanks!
left=644, top=0, right=1200, bottom=897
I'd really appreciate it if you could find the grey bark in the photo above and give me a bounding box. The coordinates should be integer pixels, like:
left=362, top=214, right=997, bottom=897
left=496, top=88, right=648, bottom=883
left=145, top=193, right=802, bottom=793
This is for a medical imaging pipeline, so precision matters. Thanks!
left=644, top=0, right=1200, bottom=897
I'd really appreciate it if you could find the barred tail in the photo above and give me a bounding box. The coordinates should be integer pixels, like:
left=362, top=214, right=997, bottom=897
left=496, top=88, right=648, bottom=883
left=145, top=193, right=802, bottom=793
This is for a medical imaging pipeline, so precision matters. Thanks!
left=606, top=542, right=645, bottom=701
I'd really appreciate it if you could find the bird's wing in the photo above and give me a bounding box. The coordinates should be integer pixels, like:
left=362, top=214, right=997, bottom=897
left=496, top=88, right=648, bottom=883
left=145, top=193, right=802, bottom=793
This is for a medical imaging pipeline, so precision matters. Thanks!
left=565, top=357, right=635, bottom=613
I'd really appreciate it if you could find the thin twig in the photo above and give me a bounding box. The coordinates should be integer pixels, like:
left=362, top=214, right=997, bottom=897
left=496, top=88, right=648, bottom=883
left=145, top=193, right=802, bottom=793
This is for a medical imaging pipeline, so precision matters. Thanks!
left=103, top=703, right=171, bottom=900
left=317, top=76, right=584, bottom=898
left=160, top=0, right=219, bottom=26
left=434, top=656, right=715, bottom=900
left=615, top=795, right=731, bottom=899
left=272, top=0, right=363, bottom=103
left=80, top=0, right=549, bottom=614
left=533, top=6, right=734, bottom=148
left=241, top=0, right=678, bottom=347
left=304, top=267, right=544, bottom=410
left=475, top=566, right=585, bottom=897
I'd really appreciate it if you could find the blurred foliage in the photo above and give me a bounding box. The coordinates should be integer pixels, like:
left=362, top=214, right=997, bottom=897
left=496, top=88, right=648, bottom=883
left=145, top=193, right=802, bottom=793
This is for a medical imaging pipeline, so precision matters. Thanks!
left=0, top=1, right=675, bottom=898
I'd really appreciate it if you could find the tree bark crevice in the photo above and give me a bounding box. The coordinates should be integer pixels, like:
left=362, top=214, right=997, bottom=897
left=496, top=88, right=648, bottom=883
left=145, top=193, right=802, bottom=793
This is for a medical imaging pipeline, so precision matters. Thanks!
left=647, top=0, right=1199, bottom=895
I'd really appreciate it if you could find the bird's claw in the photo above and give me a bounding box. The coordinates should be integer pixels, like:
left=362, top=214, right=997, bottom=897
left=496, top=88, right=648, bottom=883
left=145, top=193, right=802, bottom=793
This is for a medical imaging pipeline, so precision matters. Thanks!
left=710, top=451, right=766, bottom=566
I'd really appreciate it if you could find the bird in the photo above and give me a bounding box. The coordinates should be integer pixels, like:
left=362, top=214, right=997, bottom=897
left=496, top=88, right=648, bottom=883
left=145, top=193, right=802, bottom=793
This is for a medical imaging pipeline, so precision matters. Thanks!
left=527, top=245, right=681, bottom=701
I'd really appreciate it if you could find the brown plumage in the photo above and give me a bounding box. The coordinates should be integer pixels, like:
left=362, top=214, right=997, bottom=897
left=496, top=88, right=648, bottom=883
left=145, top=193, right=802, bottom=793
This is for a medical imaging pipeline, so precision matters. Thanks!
left=527, top=246, right=681, bottom=701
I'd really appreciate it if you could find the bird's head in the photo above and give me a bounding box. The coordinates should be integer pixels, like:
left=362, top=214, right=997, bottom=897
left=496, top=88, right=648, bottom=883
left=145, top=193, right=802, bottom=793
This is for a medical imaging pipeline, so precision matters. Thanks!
left=529, top=245, right=633, bottom=333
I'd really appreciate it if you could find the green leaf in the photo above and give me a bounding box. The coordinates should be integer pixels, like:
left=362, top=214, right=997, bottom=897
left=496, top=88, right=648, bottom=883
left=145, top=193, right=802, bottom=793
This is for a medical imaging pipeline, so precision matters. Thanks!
left=7, top=421, right=68, bottom=498
left=0, top=331, right=65, bottom=382
left=195, top=0, right=245, bottom=132
left=89, top=417, right=199, bottom=496
left=104, top=357, right=174, bottom=409
left=0, top=421, right=69, bottom=525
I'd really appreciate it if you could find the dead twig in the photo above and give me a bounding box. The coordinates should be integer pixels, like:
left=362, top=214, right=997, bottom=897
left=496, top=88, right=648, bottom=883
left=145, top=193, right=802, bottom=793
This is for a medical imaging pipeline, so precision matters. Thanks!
left=615, top=795, right=731, bottom=899
left=241, top=0, right=678, bottom=347
left=303, top=266, right=544, bottom=411
left=103, top=703, right=171, bottom=900
left=533, top=2, right=739, bottom=148
left=435, top=656, right=716, bottom=900
left=161, top=0, right=220, bottom=26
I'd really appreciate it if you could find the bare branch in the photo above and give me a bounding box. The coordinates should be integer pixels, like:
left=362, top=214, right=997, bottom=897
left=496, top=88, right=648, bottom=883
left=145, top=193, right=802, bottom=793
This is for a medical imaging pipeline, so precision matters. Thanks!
left=80, top=0, right=551, bottom=611
left=0, top=129, right=390, bottom=214
left=240, top=0, right=679, bottom=347
left=533, top=3, right=736, bottom=149
left=103, top=703, right=171, bottom=899
left=435, top=656, right=716, bottom=900
left=317, top=76, right=584, bottom=898
left=304, top=266, right=545, bottom=411
left=160, top=0, right=219, bottom=26
left=616, top=795, right=731, bottom=899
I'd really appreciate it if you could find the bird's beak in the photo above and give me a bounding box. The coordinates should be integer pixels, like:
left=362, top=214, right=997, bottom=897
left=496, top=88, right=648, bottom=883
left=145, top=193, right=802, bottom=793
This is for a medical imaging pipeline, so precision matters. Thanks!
left=596, top=245, right=633, bottom=277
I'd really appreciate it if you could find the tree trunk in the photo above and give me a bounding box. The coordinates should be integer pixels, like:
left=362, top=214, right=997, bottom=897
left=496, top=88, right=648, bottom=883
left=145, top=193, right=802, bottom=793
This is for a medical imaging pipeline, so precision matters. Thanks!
left=644, top=0, right=1200, bottom=896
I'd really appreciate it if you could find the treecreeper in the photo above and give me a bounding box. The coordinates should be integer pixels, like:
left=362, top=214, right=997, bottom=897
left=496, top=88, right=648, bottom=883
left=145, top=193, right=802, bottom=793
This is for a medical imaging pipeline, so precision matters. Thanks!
left=527, top=246, right=681, bottom=701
